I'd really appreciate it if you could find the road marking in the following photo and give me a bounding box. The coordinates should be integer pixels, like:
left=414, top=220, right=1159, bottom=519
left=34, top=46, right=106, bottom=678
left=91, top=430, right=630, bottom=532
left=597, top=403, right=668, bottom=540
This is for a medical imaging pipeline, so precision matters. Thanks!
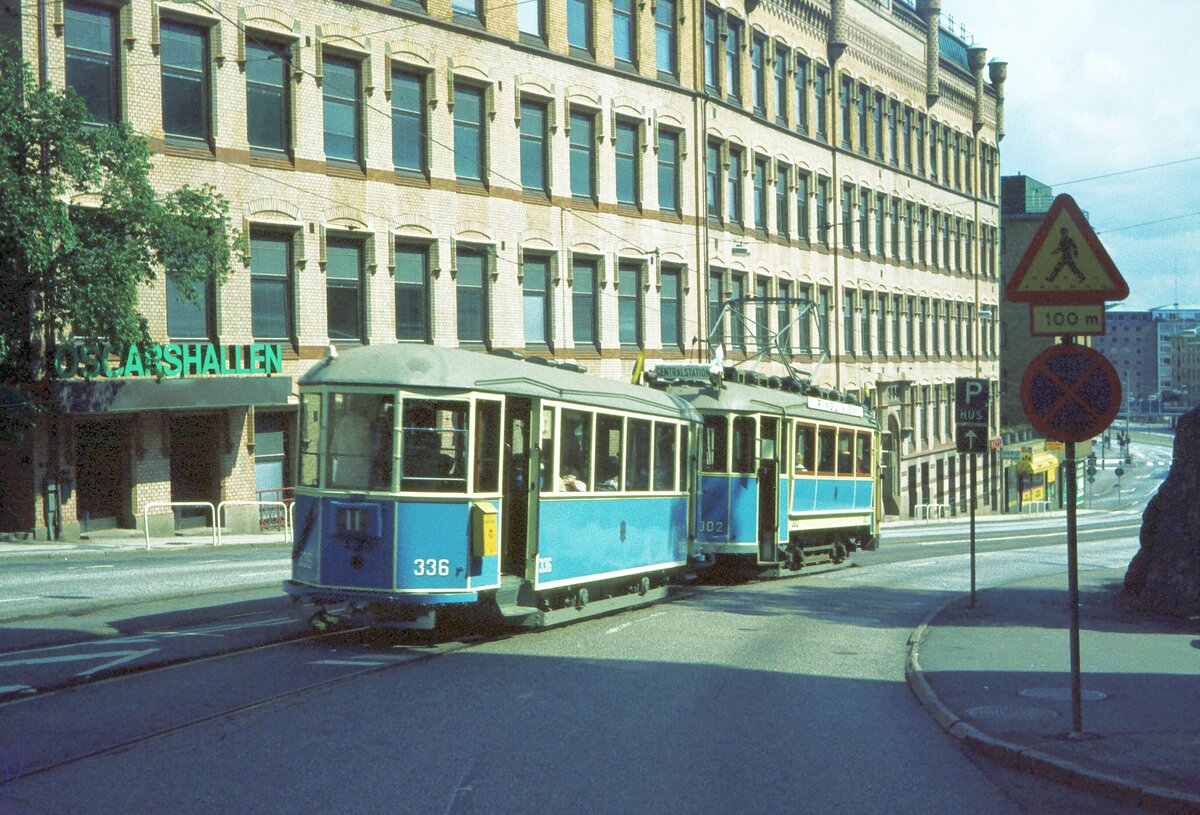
left=0, top=648, right=159, bottom=677
left=311, top=659, right=388, bottom=667
left=0, top=597, right=39, bottom=604
left=236, top=571, right=283, bottom=579
left=606, top=610, right=666, bottom=634
left=83, top=564, right=115, bottom=569
left=916, top=523, right=1141, bottom=546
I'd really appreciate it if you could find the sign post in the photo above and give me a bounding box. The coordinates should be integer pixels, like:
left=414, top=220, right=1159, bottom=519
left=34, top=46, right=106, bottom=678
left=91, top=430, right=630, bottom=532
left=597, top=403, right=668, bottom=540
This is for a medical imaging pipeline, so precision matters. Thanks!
left=1008, top=193, right=1129, bottom=737
left=955, top=378, right=990, bottom=608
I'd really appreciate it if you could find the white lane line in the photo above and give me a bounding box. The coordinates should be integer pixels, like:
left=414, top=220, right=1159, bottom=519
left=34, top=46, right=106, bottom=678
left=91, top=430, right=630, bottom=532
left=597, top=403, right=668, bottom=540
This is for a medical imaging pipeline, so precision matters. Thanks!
left=83, top=564, right=115, bottom=569
left=236, top=571, right=284, bottom=579
left=915, top=523, right=1141, bottom=545
left=606, top=610, right=667, bottom=634
left=0, top=685, right=34, bottom=695
left=311, top=659, right=388, bottom=667
left=0, top=597, right=39, bottom=604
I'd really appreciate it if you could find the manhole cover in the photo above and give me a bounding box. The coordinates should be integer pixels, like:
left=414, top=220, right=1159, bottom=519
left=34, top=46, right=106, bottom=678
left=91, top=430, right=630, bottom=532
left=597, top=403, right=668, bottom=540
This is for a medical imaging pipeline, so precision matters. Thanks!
left=1019, top=687, right=1107, bottom=702
left=967, top=705, right=1059, bottom=726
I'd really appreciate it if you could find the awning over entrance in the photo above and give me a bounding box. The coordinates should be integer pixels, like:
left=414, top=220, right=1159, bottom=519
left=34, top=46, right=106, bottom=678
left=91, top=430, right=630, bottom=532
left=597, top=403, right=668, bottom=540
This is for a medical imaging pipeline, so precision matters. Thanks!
left=1018, top=452, right=1059, bottom=479
left=53, top=376, right=293, bottom=414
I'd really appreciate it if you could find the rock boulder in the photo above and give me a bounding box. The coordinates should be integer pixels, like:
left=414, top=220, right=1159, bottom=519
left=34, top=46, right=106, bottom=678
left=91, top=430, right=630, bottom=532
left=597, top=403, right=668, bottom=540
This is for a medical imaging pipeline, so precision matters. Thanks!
left=1124, top=406, right=1200, bottom=617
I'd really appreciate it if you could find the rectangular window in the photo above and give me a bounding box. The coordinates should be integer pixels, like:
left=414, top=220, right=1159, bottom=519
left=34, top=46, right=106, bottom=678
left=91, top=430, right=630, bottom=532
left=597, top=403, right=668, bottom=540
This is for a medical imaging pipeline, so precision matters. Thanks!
left=518, top=0, right=545, bottom=40
left=595, top=414, right=623, bottom=490
left=857, top=189, right=869, bottom=253
left=727, top=147, right=743, bottom=225
left=572, top=257, right=598, bottom=347
left=558, top=409, right=593, bottom=491
left=843, top=290, right=855, bottom=355
left=872, top=92, right=884, bottom=159
left=400, top=399, right=467, bottom=494
left=795, top=423, right=815, bottom=473
left=778, top=279, right=792, bottom=353
left=856, top=84, right=868, bottom=153
left=250, top=233, right=292, bottom=340
left=456, top=246, right=488, bottom=344
left=568, top=0, right=593, bottom=53
left=798, top=283, right=813, bottom=351
left=841, top=184, right=854, bottom=250
left=328, top=392, right=395, bottom=491
left=891, top=294, right=901, bottom=357
left=708, top=271, right=724, bottom=346
left=930, top=300, right=940, bottom=356
left=816, top=177, right=830, bottom=246
left=795, top=56, right=809, bottom=133
left=818, top=286, right=832, bottom=354
left=774, top=45, right=788, bottom=125
left=814, top=65, right=828, bottom=140
left=395, top=243, right=429, bottom=342
left=246, top=40, right=290, bottom=154
left=519, top=99, right=548, bottom=193
left=618, top=263, right=643, bottom=348
left=730, top=272, right=746, bottom=350
left=655, top=0, right=678, bottom=76
left=703, top=6, right=721, bottom=92
left=919, top=298, right=928, bottom=356
left=452, top=0, right=482, bottom=18
left=775, top=163, right=790, bottom=236
left=725, top=16, right=742, bottom=103
left=706, top=140, right=722, bottom=220
left=732, top=416, right=754, bottom=473
left=905, top=202, right=915, bottom=262
left=902, top=106, right=913, bottom=170
left=161, top=21, right=210, bottom=143
left=65, top=2, right=120, bottom=124
left=752, top=157, right=767, bottom=232
left=523, top=254, right=551, bottom=347
left=929, top=123, right=939, bottom=182
left=918, top=206, right=928, bottom=264
left=916, top=114, right=926, bottom=175
left=890, top=197, right=900, bottom=258
left=653, top=423, right=678, bottom=492
left=755, top=278, right=769, bottom=350
left=454, top=83, right=485, bottom=183
left=322, top=55, right=360, bottom=162
left=907, top=295, right=916, bottom=356
left=702, top=415, right=727, bottom=473
left=876, top=293, right=886, bottom=356
left=569, top=110, right=596, bottom=200
left=836, top=430, right=853, bottom=476
left=796, top=173, right=809, bottom=242
left=660, top=267, right=682, bottom=349
left=392, top=69, right=426, bottom=175
left=751, top=35, right=766, bottom=115
left=860, top=291, right=872, bottom=356
left=613, top=0, right=636, bottom=65
left=838, top=75, right=852, bottom=148
left=817, top=426, right=836, bottom=476
left=326, top=240, right=363, bottom=341
left=615, top=119, right=640, bottom=207
left=658, top=130, right=680, bottom=212
left=166, top=270, right=211, bottom=340
left=875, top=194, right=886, bottom=257
left=943, top=300, right=952, bottom=354
left=887, top=100, right=898, bottom=165
left=626, top=418, right=652, bottom=491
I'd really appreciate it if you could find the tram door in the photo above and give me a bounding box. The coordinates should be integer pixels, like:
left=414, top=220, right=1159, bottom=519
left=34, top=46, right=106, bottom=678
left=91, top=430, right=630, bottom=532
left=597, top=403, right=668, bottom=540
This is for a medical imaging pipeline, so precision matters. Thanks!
left=757, top=417, right=780, bottom=563
left=502, top=398, right=532, bottom=577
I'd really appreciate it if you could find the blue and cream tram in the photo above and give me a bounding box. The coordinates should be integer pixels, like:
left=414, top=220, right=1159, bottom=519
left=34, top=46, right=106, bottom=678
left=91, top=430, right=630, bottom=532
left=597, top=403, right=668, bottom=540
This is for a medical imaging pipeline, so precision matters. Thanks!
left=285, top=345, right=700, bottom=629
left=656, top=368, right=881, bottom=571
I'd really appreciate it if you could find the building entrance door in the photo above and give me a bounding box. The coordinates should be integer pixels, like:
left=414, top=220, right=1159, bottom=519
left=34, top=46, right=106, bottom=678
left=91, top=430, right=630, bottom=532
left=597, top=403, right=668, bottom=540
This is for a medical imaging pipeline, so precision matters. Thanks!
left=169, top=414, right=223, bottom=528
left=75, top=418, right=129, bottom=530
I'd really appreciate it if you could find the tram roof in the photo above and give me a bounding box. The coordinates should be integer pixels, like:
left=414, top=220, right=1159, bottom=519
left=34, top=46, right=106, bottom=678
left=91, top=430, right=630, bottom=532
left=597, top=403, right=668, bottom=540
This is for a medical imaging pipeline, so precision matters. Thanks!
left=300, top=344, right=700, bottom=422
left=669, top=381, right=877, bottom=429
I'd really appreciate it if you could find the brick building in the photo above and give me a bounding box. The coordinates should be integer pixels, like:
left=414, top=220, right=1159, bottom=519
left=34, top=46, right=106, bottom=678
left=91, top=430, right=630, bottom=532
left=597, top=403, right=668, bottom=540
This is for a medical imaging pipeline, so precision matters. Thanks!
left=1, top=0, right=1004, bottom=538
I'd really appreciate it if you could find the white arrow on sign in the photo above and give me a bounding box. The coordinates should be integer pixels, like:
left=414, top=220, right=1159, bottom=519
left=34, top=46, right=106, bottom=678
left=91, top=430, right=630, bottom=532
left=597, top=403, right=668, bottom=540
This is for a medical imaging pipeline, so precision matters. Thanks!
left=964, top=429, right=979, bottom=446
left=0, top=648, right=159, bottom=677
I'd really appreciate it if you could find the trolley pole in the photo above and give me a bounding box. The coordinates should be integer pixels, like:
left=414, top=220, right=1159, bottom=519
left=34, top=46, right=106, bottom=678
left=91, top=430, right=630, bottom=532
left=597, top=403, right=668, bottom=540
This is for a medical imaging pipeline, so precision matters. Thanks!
left=1065, top=436, right=1082, bottom=734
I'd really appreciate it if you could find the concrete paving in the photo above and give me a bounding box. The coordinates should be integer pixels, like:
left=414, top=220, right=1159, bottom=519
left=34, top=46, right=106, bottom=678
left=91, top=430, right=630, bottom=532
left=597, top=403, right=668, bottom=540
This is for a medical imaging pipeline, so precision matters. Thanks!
left=908, top=567, right=1200, bottom=813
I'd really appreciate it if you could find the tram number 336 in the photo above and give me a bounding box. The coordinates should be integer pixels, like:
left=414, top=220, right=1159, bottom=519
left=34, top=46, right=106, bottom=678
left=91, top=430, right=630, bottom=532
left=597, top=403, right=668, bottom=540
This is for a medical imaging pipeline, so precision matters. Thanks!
left=413, top=558, right=451, bottom=576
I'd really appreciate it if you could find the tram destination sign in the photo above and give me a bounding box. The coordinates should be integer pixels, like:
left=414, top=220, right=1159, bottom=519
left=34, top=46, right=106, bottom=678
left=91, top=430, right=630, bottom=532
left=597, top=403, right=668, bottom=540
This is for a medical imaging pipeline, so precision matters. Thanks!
left=649, top=363, right=716, bottom=384
left=54, top=341, right=284, bottom=380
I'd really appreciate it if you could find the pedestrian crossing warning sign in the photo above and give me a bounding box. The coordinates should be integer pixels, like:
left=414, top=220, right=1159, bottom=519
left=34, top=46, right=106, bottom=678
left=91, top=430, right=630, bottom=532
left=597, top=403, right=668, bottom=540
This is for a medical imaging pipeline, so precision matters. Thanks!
left=1006, top=193, right=1129, bottom=304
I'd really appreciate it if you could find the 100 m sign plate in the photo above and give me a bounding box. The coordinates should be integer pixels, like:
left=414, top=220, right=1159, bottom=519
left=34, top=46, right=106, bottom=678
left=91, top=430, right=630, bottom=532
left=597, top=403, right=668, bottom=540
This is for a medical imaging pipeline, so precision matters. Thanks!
left=1029, top=304, right=1106, bottom=337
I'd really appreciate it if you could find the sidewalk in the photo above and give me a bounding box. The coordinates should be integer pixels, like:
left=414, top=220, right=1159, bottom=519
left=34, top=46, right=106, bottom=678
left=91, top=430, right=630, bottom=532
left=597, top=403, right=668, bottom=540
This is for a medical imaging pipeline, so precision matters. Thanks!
left=907, top=567, right=1200, bottom=813
left=0, top=526, right=291, bottom=560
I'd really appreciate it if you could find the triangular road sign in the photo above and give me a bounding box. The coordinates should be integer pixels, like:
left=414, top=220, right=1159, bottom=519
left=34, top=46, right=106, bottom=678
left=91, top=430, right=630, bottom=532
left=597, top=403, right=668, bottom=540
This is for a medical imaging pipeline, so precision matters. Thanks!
left=1006, top=193, right=1129, bottom=304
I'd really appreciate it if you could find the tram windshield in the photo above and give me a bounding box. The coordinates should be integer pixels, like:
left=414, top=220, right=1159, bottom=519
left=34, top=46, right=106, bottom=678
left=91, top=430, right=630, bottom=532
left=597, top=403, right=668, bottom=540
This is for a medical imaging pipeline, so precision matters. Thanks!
left=401, top=399, right=468, bottom=493
left=326, top=392, right=395, bottom=491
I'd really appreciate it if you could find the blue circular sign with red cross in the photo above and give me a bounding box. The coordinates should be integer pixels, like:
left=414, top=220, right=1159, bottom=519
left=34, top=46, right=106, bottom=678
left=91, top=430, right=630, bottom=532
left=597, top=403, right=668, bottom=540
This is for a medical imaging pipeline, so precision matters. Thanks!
left=1020, top=345, right=1122, bottom=442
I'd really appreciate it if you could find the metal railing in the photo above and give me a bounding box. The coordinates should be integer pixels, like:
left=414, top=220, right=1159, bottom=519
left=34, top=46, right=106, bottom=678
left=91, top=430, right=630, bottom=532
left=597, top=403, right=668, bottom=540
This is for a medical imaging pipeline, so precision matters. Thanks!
left=143, top=502, right=216, bottom=550
left=1022, top=500, right=1052, bottom=515
left=914, top=503, right=951, bottom=520
left=216, top=500, right=292, bottom=546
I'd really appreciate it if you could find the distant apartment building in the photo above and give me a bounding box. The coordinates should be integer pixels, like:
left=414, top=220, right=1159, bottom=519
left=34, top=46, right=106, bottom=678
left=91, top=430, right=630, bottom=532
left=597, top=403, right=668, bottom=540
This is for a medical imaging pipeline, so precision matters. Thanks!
left=1, top=0, right=1005, bottom=538
left=1094, top=304, right=1200, bottom=413
left=1170, top=329, right=1200, bottom=407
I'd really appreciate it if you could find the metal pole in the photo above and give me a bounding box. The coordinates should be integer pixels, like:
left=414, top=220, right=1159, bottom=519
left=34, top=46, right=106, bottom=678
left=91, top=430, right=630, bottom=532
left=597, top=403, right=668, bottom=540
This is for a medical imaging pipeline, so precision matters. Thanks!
left=969, top=451, right=977, bottom=607
left=1066, top=436, right=1082, bottom=733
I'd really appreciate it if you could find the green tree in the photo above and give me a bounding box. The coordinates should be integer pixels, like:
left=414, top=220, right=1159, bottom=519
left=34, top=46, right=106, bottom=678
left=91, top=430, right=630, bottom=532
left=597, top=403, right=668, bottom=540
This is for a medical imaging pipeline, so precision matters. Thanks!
left=0, top=48, right=236, bottom=438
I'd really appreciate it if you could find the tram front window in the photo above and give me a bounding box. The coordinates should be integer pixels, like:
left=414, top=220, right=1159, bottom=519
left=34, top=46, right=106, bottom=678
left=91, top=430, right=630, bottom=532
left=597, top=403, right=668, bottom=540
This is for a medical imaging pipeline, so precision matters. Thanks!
left=327, top=393, right=395, bottom=491
left=401, top=399, right=468, bottom=493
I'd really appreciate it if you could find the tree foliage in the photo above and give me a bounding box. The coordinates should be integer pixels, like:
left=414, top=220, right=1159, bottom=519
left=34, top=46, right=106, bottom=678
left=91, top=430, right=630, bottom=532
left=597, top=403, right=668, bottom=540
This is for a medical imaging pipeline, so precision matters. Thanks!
left=0, top=48, right=236, bottom=394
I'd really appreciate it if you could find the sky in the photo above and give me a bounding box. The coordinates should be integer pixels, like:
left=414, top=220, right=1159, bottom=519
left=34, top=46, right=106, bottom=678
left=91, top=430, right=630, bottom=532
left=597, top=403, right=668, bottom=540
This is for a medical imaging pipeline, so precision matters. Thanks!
left=944, top=0, right=1200, bottom=311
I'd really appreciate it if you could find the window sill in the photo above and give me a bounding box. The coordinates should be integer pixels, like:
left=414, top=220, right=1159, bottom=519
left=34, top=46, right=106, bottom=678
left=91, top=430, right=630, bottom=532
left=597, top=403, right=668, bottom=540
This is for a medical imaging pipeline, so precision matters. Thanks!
left=163, top=140, right=215, bottom=160
left=325, top=161, right=366, bottom=179
left=456, top=180, right=490, bottom=195
left=249, top=151, right=295, bottom=170
left=394, top=171, right=431, bottom=188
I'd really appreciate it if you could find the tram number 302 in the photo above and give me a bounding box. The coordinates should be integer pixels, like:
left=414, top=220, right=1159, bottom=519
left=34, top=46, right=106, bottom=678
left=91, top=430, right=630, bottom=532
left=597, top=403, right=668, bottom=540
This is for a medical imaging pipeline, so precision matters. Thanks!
left=413, top=558, right=451, bottom=576
left=699, top=520, right=725, bottom=533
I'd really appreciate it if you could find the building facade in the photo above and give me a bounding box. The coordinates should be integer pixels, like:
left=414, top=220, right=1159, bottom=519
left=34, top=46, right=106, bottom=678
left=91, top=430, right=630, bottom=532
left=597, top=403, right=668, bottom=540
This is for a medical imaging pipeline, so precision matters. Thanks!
left=1, top=0, right=1004, bottom=538
left=1093, top=304, right=1200, bottom=416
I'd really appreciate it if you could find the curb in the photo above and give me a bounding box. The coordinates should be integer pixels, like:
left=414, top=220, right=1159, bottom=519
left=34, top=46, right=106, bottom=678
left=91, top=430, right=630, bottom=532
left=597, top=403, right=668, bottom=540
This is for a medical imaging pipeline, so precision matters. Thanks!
left=906, top=600, right=1200, bottom=814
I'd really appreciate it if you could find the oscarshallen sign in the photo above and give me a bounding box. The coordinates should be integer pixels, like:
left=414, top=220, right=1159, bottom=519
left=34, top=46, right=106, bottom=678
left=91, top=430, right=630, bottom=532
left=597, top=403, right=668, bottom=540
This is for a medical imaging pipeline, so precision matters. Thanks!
left=54, top=341, right=283, bottom=380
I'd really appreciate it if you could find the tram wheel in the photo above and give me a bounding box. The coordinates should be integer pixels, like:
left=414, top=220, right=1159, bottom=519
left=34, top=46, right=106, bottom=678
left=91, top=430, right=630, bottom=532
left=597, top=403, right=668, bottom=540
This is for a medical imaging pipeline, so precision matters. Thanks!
left=575, top=587, right=590, bottom=610
left=638, top=576, right=651, bottom=596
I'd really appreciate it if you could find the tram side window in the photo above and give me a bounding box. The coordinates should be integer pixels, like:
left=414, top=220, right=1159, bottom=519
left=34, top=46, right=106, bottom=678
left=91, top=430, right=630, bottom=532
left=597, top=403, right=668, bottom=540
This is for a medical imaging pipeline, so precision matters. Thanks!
left=539, top=406, right=555, bottom=491
left=678, top=426, right=689, bottom=489
left=732, top=416, right=756, bottom=473
left=299, top=392, right=322, bottom=487
left=794, top=423, right=815, bottom=474
left=596, top=414, right=624, bottom=490
left=626, top=418, right=652, bottom=491
left=856, top=431, right=872, bottom=476
left=327, top=392, right=395, bottom=491
left=559, top=409, right=593, bottom=491
left=837, top=429, right=853, bottom=475
left=701, top=415, right=727, bottom=473
left=401, top=399, right=467, bottom=493
left=817, top=426, right=836, bottom=475
left=653, top=422, right=677, bottom=491
left=474, top=400, right=501, bottom=492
